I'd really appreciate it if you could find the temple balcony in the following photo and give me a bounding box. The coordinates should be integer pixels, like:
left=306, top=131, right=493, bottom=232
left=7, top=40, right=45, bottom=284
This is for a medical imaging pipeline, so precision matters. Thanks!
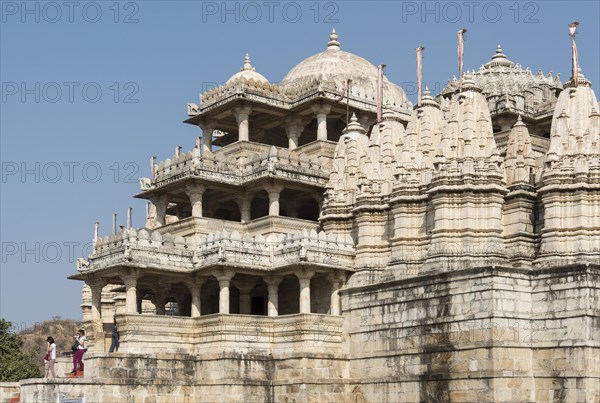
left=138, top=140, right=337, bottom=195
left=99, top=313, right=345, bottom=355
left=74, top=227, right=355, bottom=276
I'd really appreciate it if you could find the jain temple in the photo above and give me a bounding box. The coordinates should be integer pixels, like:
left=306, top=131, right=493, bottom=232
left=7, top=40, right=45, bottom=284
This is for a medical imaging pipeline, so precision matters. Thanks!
left=19, top=30, right=600, bottom=402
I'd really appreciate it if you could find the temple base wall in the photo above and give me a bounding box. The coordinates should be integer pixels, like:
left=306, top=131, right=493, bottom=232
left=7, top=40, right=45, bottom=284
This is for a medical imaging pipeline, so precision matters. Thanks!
left=18, top=265, right=600, bottom=402
left=342, top=264, right=600, bottom=403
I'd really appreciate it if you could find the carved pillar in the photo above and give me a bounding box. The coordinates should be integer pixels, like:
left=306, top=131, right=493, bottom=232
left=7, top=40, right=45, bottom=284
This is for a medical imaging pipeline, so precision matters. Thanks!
left=185, top=277, right=206, bottom=318
left=215, top=271, right=234, bottom=314
left=86, top=277, right=107, bottom=350
left=296, top=271, right=314, bottom=314
left=198, top=120, right=214, bottom=154
left=121, top=270, right=140, bottom=314
left=328, top=276, right=343, bottom=316
left=152, top=194, right=169, bottom=227
left=185, top=184, right=207, bottom=218
left=234, top=105, right=252, bottom=142
left=236, top=193, right=252, bottom=223
left=264, top=276, right=282, bottom=317
left=264, top=184, right=284, bottom=216
left=153, top=285, right=170, bottom=315
left=236, top=283, right=254, bottom=315
left=311, top=104, right=331, bottom=141
left=284, top=117, right=307, bottom=150
left=86, top=278, right=106, bottom=322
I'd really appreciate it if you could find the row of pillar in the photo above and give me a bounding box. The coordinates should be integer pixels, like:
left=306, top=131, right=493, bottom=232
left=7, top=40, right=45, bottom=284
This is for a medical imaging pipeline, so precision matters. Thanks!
left=198, top=103, right=332, bottom=153
left=86, top=270, right=343, bottom=323
left=150, top=184, right=322, bottom=227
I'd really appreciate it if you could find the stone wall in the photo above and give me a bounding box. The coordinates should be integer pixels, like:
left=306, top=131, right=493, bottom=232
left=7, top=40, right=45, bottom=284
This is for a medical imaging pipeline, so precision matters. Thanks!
left=19, top=352, right=352, bottom=403
left=341, top=264, right=600, bottom=403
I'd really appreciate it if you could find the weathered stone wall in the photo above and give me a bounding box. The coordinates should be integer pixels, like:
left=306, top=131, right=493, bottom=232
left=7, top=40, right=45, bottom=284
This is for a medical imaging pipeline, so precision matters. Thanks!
left=341, top=264, right=600, bottom=403
left=19, top=352, right=352, bottom=403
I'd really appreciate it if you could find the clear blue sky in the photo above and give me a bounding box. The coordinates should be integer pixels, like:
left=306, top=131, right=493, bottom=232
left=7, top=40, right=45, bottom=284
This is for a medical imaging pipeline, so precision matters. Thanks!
left=1, top=1, right=599, bottom=329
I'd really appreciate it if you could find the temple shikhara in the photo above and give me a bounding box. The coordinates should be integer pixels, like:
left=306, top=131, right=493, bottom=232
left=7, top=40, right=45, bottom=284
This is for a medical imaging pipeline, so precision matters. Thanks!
left=20, top=29, right=599, bottom=402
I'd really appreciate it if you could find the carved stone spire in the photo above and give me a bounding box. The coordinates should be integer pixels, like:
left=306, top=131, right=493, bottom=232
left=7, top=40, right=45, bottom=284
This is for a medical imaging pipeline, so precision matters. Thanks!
left=505, top=115, right=535, bottom=186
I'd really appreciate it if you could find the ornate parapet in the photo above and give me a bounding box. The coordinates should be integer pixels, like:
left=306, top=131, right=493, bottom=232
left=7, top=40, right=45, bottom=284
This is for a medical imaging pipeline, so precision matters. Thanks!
left=82, top=228, right=354, bottom=274
left=83, top=228, right=195, bottom=273
left=194, top=229, right=355, bottom=271
left=142, top=143, right=331, bottom=192
left=189, top=78, right=411, bottom=121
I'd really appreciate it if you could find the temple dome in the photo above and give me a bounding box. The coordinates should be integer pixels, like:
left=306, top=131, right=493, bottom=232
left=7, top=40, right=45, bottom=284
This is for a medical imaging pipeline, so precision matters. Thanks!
left=440, top=45, right=562, bottom=116
left=281, top=30, right=409, bottom=108
left=226, top=54, right=269, bottom=84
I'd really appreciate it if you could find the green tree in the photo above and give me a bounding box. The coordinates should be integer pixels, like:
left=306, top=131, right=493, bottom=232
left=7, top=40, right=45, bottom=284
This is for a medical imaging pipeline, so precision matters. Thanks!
left=0, top=319, right=41, bottom=381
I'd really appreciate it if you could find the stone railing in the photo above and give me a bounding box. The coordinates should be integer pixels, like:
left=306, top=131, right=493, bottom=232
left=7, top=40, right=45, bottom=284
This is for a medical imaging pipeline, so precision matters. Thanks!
left=115, top=312, right=345, bottom=355
left=146, top=143, right=332, bottom=190
left=194, top=78, right=411, bottom=119
left=82, top=228, right=355, bottom=273
left=195, top=229, right=355, bottom=270
left=86, top=228, right=195, bottom=272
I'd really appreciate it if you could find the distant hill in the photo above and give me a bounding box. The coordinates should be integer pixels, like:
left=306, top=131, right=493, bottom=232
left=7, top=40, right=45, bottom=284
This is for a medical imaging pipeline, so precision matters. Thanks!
left=18, top=317, right=82, bottom=373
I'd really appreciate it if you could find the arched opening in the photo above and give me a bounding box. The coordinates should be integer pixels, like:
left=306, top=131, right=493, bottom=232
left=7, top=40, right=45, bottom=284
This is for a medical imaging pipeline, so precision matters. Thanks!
left=213, top=199, right=241, bottom=222
left=279, top=190, right=320, bottom=221
left=298, top=198, right=320, bottom=221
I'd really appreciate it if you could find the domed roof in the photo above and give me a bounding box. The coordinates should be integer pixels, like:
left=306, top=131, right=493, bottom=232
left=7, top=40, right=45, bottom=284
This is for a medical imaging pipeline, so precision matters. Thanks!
left=440, top=45, right=563, bottom=116
left=281, top=30, right=409, bottom=108
left=226, top=54, right=269, bottom=84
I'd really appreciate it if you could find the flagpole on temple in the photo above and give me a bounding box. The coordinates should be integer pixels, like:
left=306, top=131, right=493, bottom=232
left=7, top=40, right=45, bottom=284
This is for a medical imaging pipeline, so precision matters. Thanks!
left=457, top=28, right=467, bottom=92
left=127, top=207, right=132, bottom=229
left=377, top=64, right=385, bottom=122
left=568, top=21, right=579, bottom=87
left=416, top=46, right=425, bottom=107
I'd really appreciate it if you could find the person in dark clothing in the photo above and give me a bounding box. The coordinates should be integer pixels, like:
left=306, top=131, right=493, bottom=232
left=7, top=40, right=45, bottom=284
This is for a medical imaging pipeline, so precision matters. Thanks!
left=109, top=317, right=120, bottom=353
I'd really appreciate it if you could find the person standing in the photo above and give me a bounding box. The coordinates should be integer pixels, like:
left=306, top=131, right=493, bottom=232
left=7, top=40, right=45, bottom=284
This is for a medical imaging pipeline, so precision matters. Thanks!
left=44, top=336, right=57, bottom=379
left=71, top=329, right=86, bottom=374
left=109, top=317, right=120, bottom=353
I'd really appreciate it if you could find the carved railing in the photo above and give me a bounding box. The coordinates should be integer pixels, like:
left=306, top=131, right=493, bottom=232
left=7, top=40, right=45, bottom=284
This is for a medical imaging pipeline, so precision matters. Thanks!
left=146, top=144, right=332, bottom=190
left=195, top=229, right=355, bottom=270
left=194, top=78, right=411, bottom=118
left=87, top=229, right=195, bottom=272
left=83, top=228, right=355, bottom=273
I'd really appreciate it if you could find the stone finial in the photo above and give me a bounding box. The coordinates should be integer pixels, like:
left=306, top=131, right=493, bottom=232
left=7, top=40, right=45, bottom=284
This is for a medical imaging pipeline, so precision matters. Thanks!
left=342, top=113, right=366, bottom=138
left=513, top=114, right=526, bottom=128
left=241, top=53, right=255, bottom=71
left=327, top=29, right=340, bottom=50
